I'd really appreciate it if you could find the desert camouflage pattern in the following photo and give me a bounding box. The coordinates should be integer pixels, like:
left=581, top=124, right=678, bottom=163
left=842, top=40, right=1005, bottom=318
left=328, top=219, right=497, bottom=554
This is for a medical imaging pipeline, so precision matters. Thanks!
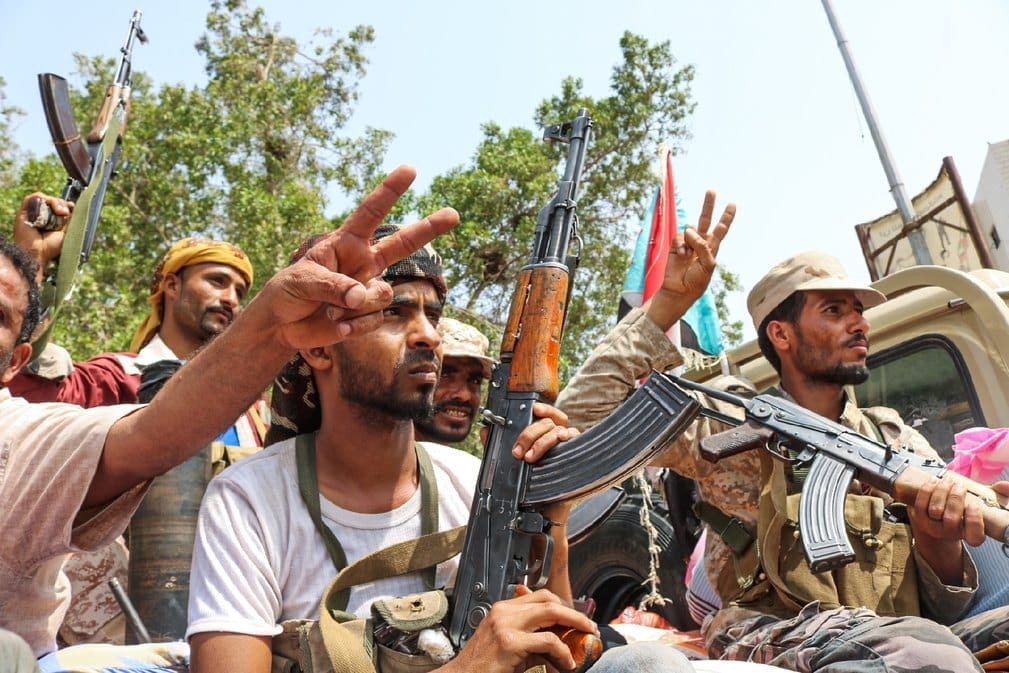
left=57, top=538, right=129, bottom=647
left=558, top=306, right=1009, bottom=666
left=705, top=602, right=989, bottom=672
left=438, top=317, right=494, bottom=379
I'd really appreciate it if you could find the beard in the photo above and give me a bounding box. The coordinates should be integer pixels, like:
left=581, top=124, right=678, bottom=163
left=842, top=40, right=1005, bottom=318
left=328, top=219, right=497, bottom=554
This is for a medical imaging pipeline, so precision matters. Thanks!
left=197, top=306, right=233, bottom=341
left=795, top=333, right=871, bottom=386
left=333, top=346, right=438, bottom=422
left=809, top=362, right=870, bottom=386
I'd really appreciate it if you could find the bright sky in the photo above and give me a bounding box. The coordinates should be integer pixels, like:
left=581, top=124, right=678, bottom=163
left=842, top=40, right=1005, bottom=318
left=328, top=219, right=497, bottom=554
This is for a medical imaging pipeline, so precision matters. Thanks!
left=3, top=1, right=1007, bottom=342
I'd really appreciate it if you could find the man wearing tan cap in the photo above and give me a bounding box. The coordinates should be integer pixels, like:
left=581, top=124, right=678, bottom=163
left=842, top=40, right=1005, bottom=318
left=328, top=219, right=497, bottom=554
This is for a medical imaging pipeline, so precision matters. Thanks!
left=414, top=317, right=495, bottom=445
left=559, top=243, right=1009, bottom=671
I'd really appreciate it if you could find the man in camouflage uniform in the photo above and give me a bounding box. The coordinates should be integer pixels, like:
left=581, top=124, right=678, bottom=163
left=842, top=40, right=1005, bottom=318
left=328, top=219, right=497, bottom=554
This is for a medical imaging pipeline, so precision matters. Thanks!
left=414, top=317, right=494, bottom=445
left=558, top=216, right=1009, bottom=669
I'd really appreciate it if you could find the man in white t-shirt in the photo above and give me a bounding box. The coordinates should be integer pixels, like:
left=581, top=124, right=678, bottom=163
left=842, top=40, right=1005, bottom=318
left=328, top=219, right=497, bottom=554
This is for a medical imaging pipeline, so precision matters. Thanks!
left=187, top=225, right=612, bottom=673
left=0, top=165, right=457, bottom=661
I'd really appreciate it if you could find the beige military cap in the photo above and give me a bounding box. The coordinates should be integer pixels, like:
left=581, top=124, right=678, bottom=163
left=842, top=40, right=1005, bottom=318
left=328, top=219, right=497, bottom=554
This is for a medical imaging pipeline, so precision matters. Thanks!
left=438, top=317, right=494, bottom=379
left=746, top=251, right=887, bottom=332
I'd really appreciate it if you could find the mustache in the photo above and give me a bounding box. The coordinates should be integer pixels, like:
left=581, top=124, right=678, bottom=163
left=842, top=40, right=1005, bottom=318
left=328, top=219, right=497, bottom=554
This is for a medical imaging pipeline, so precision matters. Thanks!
left=845, top=334, right=869, bottom=349
left=205, top=305, right=235, bottom=322
left=401, top=350, right=441, bottom=373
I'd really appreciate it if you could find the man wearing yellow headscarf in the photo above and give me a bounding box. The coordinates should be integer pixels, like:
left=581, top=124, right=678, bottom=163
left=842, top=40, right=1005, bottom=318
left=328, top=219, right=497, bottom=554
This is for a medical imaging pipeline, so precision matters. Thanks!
left=123, top=236, right=266, bottom=459
left=129, top=237, right=254, bottom=355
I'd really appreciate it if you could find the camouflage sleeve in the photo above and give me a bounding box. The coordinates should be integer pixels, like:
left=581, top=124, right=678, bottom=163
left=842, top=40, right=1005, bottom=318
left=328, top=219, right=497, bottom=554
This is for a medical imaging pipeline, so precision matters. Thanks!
left=556, top=307, right=684, bottom=431
left=914, top=545, right=978, bottom=624
left=866, top=408, right=980, bottom=621
left=555, top=306, right=749, bottom=480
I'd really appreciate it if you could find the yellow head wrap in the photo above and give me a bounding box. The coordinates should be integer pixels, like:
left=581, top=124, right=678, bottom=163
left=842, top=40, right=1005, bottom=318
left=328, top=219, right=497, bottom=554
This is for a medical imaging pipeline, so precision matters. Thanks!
left=129, top=237, right=254, bottom=352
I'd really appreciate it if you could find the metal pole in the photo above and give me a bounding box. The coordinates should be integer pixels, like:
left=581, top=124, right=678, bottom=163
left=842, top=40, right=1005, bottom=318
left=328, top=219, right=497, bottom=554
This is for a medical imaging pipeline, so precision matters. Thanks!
left=821, top=0, right=932, bottom=265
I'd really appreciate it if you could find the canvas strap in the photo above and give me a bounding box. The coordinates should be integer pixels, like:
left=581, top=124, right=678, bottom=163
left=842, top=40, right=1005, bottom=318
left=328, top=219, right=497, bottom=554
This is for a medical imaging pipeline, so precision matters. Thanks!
left=296, top=434, right=441, bottom=612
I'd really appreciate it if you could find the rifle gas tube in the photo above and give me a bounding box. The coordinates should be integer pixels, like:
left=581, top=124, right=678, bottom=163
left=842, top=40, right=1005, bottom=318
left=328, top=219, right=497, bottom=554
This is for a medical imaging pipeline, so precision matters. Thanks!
left=668, top=374, right=1009, bottom=573
left=447, top=110, right=702, bottom=667
left=32, top=10, right=147, bottom=356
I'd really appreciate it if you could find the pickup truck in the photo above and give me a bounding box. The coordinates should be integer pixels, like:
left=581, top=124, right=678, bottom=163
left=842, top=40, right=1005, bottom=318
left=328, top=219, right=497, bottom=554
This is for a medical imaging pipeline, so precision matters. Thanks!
left=568, top=264, right=1009, bottom=627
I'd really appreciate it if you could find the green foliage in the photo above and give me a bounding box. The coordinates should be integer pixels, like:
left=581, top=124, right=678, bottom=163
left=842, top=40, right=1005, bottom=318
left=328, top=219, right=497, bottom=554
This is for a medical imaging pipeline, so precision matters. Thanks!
left=7, top=1, right=388, bottom=358
left=420, top=31, right=702, bottom=381
left=4, top=13, right=744, bottom=377
left=712, top=267, right=744, bottom=347
left=0, top=78, right=27, bottom=187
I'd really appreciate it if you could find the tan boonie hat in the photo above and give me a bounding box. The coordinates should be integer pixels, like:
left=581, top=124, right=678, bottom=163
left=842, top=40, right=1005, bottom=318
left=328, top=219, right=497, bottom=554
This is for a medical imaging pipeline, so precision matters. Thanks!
left=438, top=317, right=494, bottom=379
left=746, top=251, right=887, bottom=332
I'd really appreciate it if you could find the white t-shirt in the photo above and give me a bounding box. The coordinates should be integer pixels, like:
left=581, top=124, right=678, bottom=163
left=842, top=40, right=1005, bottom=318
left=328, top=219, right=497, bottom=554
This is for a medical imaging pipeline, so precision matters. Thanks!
left=186, top=438, right=479, bottom=638
left=0, top=388, right=142, bottom=656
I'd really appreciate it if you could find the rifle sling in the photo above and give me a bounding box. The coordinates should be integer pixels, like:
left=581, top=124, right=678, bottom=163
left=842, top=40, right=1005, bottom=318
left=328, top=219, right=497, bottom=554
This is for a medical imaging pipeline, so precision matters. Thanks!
left=693, top=500, right=754, bottom=557
left=295, top=434, right=442, bottom=612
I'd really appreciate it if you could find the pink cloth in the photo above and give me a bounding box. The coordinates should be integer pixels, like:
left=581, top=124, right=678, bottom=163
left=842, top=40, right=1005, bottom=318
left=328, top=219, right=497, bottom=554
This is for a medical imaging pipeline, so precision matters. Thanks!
left=947, top=427, right=1009, bottom=482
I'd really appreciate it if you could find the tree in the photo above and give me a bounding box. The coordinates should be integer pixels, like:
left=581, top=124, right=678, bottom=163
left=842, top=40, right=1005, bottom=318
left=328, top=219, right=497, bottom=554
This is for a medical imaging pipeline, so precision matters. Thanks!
left=1, top=0, right=390, bottom=359
left=420, top=32, right=714, bottom=380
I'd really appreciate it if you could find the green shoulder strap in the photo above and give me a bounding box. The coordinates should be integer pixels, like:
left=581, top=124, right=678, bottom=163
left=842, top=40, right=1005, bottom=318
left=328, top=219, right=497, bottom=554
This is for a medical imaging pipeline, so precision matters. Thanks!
left=295, top=434, right=441, bottom=612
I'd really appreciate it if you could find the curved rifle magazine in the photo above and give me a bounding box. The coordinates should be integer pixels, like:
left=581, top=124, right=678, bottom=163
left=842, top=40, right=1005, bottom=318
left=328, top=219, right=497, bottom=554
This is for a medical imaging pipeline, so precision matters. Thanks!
left=525, top=371, right=700, bottom=505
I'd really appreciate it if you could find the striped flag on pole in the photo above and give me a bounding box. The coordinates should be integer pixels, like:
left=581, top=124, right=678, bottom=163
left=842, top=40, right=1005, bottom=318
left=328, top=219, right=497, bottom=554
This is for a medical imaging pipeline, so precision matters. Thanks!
left=620, top=145, right=725, bottom=359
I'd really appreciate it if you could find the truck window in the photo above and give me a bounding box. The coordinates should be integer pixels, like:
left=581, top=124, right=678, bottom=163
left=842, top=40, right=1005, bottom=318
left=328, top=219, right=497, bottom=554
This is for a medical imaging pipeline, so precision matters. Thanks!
left=853, top=335, right=983, bottom=462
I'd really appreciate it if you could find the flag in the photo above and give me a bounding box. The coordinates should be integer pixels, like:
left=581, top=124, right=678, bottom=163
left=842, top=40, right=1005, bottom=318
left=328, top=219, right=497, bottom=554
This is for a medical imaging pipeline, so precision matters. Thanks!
left=620, top=145, right=725, bottom=359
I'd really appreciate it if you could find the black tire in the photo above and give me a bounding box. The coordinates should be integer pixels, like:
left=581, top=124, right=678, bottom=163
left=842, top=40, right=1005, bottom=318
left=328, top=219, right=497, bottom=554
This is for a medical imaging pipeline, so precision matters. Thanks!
left=568, top=495, right=695, bottom=630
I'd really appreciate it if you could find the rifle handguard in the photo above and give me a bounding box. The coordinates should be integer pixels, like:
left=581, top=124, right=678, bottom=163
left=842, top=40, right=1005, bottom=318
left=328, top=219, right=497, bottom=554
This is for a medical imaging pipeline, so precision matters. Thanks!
left=524, top=371, right=700, bottom=506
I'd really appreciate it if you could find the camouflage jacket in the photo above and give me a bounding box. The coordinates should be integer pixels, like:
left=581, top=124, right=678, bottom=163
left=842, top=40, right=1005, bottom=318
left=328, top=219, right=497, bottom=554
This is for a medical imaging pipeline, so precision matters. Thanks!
left=556, top=307, right=977, bottom=625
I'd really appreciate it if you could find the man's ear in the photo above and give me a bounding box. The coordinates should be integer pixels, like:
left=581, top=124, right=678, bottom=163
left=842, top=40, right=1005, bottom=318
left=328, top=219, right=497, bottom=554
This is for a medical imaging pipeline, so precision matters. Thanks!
left=163, top=272, right=182, bottom=303
left=0, top=341, right=34, bottom=385
left=765, top=320, right=793, bottom=354
left=299, top=346, right=333, bottom=371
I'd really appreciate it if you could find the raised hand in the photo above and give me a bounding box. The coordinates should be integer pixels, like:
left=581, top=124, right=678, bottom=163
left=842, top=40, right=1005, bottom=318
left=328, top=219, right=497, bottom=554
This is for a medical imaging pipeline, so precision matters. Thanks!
left=646, top=190, right=736, bottom=332
left=12, top=192, right=72, bottom=283
left=265, top=165, right=459, bottom=349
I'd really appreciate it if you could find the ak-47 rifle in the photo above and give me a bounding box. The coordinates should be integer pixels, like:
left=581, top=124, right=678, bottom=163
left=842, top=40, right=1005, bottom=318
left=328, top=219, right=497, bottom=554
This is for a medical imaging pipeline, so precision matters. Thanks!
left=446, top=109, right=702, bottom=669
left=667, top=374, right=1009, bottom=573
left=30, top=10, right=147, bottom=357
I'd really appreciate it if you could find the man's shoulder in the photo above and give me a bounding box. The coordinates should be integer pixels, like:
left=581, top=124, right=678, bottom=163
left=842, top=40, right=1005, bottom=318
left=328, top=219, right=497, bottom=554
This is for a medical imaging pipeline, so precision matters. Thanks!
left=417, top=441, right=481, bottom=484
left=417, top=441, right=480, bottom=465
left=858, top=405, right=937, bottom=456
left=214, top=437, right=297, bottom=483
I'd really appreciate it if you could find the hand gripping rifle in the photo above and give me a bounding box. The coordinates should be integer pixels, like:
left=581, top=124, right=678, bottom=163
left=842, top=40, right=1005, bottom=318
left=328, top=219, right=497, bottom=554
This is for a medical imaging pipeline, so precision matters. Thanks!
left=668, top=374, right=1009, bottom=573
left=446, top=109, right=702, bottom=668
left=30, top=10, right=147, bottom=356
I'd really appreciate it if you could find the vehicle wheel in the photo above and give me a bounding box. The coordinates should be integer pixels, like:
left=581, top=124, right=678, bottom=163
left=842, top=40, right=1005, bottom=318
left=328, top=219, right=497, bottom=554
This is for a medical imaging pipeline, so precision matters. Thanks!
left=568, top=495, right=694, bottom=630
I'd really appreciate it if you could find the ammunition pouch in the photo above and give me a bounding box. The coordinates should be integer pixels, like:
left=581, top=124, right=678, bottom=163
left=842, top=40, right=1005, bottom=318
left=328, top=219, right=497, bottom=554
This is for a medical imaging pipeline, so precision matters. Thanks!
left=272, top=590, right=450, bottom=673
left=726, top=452, right=920, bottom=617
